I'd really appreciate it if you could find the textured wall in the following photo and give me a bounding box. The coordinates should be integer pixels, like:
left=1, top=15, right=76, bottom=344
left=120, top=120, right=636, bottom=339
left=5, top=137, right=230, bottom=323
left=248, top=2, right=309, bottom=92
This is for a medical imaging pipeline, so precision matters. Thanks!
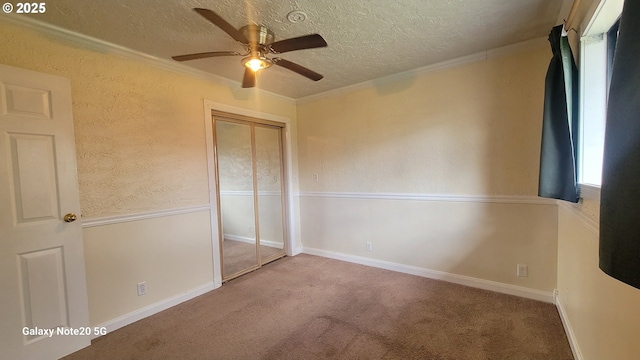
left=297, top=46, right=549, bottom=195
left=0, top=21, right=296, bottom=218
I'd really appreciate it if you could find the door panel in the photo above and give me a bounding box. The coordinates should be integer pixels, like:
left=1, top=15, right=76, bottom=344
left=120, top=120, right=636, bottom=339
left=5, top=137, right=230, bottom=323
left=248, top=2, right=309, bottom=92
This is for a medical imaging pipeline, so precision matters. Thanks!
left=0, top=64, right=90, bottom=360
left=214, top=115, right=287, bottom=282
left=216, top=121, right=259, bottom=278
left=255, top=126, right=285, bottom=263
left=9, top=134, right=59, bottom=222
left=2, top=83, right=52, bottom=119
left=19, top=247, right=68, bottom=342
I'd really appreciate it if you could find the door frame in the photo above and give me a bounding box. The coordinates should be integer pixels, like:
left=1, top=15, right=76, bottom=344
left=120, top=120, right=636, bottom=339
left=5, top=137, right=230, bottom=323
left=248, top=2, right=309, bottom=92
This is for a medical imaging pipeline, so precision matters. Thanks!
left=203, top=100, right=299, bottom=288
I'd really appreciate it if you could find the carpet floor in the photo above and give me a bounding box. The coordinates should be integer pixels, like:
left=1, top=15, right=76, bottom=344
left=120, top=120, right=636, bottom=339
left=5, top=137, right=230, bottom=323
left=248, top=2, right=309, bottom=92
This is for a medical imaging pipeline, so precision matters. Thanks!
left=64, top=254, right=573, bottom=360
left=222, top=239, right=284, bottom=276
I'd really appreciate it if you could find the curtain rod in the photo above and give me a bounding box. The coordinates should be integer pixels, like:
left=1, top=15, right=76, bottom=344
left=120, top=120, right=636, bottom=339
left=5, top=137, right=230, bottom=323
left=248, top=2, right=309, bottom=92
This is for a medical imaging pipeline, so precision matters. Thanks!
left=564, top=0, right=582, bottom=32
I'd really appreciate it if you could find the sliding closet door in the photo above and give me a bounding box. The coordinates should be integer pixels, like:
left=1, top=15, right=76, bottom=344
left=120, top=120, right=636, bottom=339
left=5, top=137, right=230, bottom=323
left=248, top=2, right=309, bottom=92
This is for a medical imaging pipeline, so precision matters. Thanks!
left=215, top=121, right=259, bottom=278
left=214, top=115, right=287, bottom=281
left=255, top=125, right=286, bottom=263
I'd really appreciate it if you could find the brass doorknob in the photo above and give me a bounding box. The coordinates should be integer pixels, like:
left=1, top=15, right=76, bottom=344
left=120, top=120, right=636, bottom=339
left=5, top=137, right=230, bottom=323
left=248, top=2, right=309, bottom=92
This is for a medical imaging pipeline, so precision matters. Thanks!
left=63, top=213, right=77, bottom=223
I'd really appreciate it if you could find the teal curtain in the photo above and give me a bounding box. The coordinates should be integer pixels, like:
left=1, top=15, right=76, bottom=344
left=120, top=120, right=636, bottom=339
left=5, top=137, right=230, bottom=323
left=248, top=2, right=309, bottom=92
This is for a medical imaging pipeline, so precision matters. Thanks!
left=599, top=0, right=640, bottom=290
left=538, top=25, right=579, bottom=203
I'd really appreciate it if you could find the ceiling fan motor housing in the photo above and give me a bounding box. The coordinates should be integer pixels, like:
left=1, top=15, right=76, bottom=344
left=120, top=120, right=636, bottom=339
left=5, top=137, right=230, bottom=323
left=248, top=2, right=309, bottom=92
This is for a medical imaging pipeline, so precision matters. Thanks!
left=240, top=25, right=275, bottom=46
left=240, top=25, right=275, bottom=70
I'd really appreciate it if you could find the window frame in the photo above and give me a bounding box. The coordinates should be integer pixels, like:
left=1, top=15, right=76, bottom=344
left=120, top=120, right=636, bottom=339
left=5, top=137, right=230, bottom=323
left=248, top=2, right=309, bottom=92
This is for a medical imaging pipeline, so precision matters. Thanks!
left=577, top=0, right=623, bottom=201
left=606, top=19, right=620, bottom=93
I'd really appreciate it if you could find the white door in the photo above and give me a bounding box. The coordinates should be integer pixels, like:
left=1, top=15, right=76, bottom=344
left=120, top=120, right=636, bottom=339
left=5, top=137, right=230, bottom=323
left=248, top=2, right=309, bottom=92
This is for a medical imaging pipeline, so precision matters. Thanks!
left=0, top=64, right=90, bottom=359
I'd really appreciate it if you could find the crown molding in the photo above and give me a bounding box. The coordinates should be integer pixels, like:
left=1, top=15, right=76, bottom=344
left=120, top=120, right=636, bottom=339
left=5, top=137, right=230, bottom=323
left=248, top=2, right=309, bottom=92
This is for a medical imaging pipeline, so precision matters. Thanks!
left=297, top=36, right=548, bottom=104
left=485, top=36, right=548, bottom=59
left=556, top=0, right=575, bottom=28
left=0, top=14, right=296, bottom=104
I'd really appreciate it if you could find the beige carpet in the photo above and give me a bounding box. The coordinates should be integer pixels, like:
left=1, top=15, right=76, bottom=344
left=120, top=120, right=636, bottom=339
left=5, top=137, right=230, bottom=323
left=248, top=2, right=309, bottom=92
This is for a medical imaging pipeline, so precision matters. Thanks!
left=64, top=254, right=573, bottom=360
left=222, top=239, right=284, bottom=276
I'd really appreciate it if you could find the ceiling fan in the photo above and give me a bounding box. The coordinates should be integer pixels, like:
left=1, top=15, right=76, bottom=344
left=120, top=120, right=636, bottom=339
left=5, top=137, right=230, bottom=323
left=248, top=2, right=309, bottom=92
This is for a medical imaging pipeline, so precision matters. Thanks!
left=172, top=8, right=328, bottom=88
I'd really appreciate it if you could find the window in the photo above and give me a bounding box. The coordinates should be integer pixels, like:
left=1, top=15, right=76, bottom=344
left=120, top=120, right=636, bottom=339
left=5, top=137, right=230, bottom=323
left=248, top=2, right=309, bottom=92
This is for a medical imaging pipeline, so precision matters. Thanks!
left=578, top=0, right=623, bottom=196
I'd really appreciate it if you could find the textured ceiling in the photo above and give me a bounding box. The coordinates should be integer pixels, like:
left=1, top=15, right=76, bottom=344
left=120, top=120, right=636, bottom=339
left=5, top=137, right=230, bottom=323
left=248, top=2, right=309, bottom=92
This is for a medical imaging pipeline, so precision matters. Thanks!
left=23, top=0, right=561, bottom=99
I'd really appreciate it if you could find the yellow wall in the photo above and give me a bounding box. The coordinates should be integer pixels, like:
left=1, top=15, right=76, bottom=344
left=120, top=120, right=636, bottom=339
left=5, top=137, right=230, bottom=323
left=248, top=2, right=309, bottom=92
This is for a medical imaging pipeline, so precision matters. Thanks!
left=557, top=204, right=640, bottom=360
left=83, top=211, right=214, bottom=325
left=0, top=19, right=297, bottom=327
left=297, top=45, right=559, bottom=293
left=298, top=47, right=548, bottom=195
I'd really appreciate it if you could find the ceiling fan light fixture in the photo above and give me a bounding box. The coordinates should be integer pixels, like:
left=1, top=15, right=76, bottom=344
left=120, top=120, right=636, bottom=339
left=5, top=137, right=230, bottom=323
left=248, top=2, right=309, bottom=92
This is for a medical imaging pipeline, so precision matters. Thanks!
left=173, top=8, right=327, bottom=87
left=242, top=56, right=273, bottom=72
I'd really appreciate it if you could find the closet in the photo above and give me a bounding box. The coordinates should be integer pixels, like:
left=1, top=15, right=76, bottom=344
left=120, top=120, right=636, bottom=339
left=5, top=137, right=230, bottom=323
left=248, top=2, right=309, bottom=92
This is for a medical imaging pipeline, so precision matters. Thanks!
left=213, top=112, right=287, bottom=281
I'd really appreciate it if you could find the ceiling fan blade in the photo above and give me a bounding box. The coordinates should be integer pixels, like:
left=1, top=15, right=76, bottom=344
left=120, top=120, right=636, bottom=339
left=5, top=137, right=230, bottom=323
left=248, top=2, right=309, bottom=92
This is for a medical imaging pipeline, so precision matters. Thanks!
left=269, top=34, right=327, bottom=54
left=242, top=68, right=256, bottom=88
left=172, top=51, right=241, bottom=62
left=274, top=59, right=323, bottom=81
left=193, top=8, right=249, bottom=44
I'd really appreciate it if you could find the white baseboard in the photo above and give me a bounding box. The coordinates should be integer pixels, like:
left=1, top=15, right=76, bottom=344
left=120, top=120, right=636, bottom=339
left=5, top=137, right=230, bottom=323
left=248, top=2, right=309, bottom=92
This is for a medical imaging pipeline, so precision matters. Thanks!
left=223, top=234, right=284, bottom=249
left=92, top=282, right=217, bottom=339
left=554, top=292, right=583, bottom=360
left=302, top=247, right=554, bottom=303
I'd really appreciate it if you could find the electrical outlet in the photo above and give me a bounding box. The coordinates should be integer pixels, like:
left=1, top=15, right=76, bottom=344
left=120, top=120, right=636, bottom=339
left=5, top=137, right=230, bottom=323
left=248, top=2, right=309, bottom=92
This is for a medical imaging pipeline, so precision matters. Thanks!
left=137, top=281, right=147, bottom=296
left=517, top=264, right=528, bottom=277
left=313, top=173, right=319, bottom=182
left=366, top=241, right=373, bottom=251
